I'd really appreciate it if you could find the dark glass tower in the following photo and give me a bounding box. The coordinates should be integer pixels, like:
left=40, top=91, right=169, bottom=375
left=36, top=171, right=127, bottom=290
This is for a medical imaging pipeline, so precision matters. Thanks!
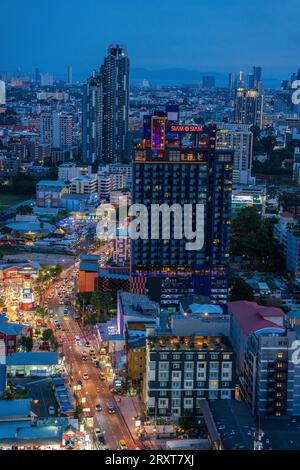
left=101, top=44, right=130, bottom=163
left=82, top=72, right=103, bottom=163
left=131, top=114, right=233, bottom=305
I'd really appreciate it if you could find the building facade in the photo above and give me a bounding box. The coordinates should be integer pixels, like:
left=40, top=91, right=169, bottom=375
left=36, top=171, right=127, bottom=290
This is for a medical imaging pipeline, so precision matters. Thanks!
left=131, top=117, right=233, bottom=304
left=144, top=335, right=235, bottom=420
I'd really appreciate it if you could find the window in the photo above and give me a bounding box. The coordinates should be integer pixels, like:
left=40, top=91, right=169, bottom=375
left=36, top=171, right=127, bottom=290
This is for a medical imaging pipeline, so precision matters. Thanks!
left=222, top=362, right=231, bottom=369
left=197, top=381, right=205, bottom=387
left=183, top=398, right=193, bottom=408
left=158, top=371, right=169, bottom=381
left=172, top=371, right=181, bottom=380
left=160, top=382, right=168, bottom=387
left=221, top=390, right=231, bottom=399
left=185, top=390, right=193, bottom=397
left=159, top=390, right=167, bottom=397
left=197, top=362, right=206, bottom=369
left=198, top=354, right=206, bottom=360
left=172, top=363, right=180, bottom=370
left=223, top=354, right=230, bottom=360
left=210, top=362, right=219, bottom=370
left=160, top=354, right=168, bottom=360
left=209, top=380, right=218, bottom=389
left=210, top=354, right=219, bottom=360
left=158, top=398, right=168, bottom=408
left=173, top=354, right=181, bottom=360
left=172, top=399, right=180, bottom=407
left=184, top=372, right=194, bottom=380
left=209, top=371, right=219, bottom=379
left=159, top=362, right=169, bottom=371
left=209, top=390, right=218, bottom=400
left=172, top=390, right=181, bottom=397
left=186, top=354, right=193, bottom=360
left=277, top=353, right=283, bottom=359
left=184, top=362, right=194, bottom=370
left=184, top=380, right=193, bottom=389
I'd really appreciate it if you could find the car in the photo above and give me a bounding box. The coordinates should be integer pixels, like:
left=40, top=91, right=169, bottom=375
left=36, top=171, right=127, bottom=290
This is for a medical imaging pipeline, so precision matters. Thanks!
left=100, top=373, right=106, bottom=381
left=94, top=429, right=106, bottom=444
left=48, top=406, right=55, bottom=416
left=82, top=355, right=88, bottom=362
left=83, top=373, right=89, bottom=380
left=119, top=440, right=128, bottom=450
left=96, top=404, right=102, bottom=412
left=85, top=341, right=90, bottom=348
left=92, top=356, right=97, bottom=363
left=89, top=348, right=95, bottom=356
left=107, top=401, right=115, bottom=413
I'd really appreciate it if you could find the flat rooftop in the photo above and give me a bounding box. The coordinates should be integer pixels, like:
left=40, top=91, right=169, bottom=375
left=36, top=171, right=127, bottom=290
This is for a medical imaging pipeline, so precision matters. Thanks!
left=148, top=335, right=232, bottom=352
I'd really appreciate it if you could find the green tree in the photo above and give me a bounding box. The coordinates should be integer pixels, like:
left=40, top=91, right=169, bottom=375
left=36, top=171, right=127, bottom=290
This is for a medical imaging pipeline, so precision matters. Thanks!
left=230, top=277, right=255, bottom=302
left=21, top=336, right=33, bottom=352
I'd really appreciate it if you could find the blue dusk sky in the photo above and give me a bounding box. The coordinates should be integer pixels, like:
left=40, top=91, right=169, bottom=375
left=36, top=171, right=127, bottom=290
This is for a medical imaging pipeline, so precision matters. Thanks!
left=1, top=0, right=300, bottom=80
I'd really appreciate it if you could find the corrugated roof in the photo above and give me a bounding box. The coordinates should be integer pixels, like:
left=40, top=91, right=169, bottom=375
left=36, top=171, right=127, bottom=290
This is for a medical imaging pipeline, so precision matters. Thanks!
left=6, top=352, right=59, bottom=366
left=228, top=301, right=284, bottom=336
left=0, top=399, right=32, bottom=419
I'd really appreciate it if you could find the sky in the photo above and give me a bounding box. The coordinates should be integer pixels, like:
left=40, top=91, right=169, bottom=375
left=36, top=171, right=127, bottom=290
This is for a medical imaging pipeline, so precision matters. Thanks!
left=1, top=0, right=300, bottom=80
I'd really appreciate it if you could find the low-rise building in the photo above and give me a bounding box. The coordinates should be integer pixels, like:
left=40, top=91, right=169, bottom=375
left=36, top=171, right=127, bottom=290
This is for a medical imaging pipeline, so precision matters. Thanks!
left=36, top=180, right=69, bottom=208
left=143, top=334, right=235, bottom=421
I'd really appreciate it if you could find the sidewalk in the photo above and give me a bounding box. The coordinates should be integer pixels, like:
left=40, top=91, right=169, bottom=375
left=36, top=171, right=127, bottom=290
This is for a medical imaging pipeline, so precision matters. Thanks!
left=116, top=396, right=166, bottom=450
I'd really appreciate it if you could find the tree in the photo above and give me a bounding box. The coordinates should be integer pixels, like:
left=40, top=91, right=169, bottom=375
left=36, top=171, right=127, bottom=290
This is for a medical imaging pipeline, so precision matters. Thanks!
left=21, top=336, right=33, bottom=352
left=230, top=277, right=255, bottom=302
left=43, top=329, right=55, bottom=346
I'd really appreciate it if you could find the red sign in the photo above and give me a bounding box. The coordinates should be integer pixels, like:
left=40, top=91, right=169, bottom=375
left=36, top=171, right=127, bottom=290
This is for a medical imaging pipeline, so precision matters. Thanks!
left=169, top=125, right=203, bottom=133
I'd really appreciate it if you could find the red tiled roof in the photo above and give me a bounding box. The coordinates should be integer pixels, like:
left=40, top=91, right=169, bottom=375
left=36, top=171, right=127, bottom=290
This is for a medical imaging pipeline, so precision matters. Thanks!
left=228, top=301, right=284, bottom=336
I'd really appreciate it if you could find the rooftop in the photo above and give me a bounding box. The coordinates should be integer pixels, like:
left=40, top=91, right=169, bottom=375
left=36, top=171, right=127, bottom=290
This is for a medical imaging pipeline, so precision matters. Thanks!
left=148, top=335, right=232, bottom=352
left=0, top=399, right=33, bottom=420
left=6, top=352, right=59, bottom=367
left=228, top=301, right=284, bottom=336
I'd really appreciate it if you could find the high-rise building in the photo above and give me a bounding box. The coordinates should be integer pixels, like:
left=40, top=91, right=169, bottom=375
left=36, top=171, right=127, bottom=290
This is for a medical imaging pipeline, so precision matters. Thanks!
left=0, top=81, right=6, bottom=105
left=228, top=73, right=234, bottom=93
left=202, top=75, right=215, bottom=89
left=82, top=45, right=130, bottom=164
left=40, top=73, right=54, bottom=87
left=237, top=71, right=245, bottom=88
left=131, top=114, right=233, bottom=304
left=35, top=68, right=41, bottom=84
left=40, top=112, right=73, bottom=148
left=216, top=122, right=253, bottom=184
left=234, top=88, right=264, bottom=128
left=82, top=72, right=103, bottom=164
left=101, top=44, right=130, bottom=163
left=40, top=113, right=53, bottom=145
left=253, top=65, right=263, bottom=91
left=67, top=65, right=73, bottom=85
left=52, top=112, right=73, bottom=148
left=247, top=73, right=255, bottom=90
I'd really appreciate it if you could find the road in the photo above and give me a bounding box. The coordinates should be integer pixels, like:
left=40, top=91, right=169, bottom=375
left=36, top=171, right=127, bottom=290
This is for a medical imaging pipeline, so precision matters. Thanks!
left=48, top=289, right=137, bottom=451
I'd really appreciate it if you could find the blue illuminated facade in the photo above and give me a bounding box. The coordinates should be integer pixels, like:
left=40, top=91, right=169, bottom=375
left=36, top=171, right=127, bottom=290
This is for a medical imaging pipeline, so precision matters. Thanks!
left=131, top=114, right=233, bottom=305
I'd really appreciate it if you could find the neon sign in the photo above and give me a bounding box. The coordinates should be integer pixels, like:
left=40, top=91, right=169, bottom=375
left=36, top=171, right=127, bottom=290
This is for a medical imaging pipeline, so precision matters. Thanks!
left=169, top=125, right=203, bottom=133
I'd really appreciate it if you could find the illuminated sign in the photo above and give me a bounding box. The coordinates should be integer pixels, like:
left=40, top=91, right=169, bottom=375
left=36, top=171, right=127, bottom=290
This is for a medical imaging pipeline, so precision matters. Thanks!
left=169, top=125, right=203, bottom=133
left=151, top=117, right=167, bottom=150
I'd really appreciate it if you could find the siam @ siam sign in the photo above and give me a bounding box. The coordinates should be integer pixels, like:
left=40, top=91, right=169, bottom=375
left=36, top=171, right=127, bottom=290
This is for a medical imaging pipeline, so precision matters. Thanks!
left=95, top=201, right=205, bottom=251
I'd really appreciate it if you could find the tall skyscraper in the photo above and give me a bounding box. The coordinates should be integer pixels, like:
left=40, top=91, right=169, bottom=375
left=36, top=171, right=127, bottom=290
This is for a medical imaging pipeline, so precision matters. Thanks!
left=216, top=122, right=253, bottom=185
left=67, top=65, right=73, bottom=85
left=131, top=113, right=233, bottom=305
left=228, top=73, right=235, bottom=93
left=237, top=71, right=245, bottom=88
left=82, top=72, right=103, bottom=164
left=234, top=88, right=264, bottom=128
left=82, top=44, right=130, bottom=164
left=101, top=44, right=130, bottom=163
left=253, top=65, right=263, bottom=91
left=35, top=68, right=41, bottom=84
left=0, top=81, right=6, bottom=106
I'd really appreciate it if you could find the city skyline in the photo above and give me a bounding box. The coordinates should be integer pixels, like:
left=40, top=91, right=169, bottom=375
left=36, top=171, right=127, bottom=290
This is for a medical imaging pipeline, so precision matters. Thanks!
left=1, top=0, right=300, bottom=79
